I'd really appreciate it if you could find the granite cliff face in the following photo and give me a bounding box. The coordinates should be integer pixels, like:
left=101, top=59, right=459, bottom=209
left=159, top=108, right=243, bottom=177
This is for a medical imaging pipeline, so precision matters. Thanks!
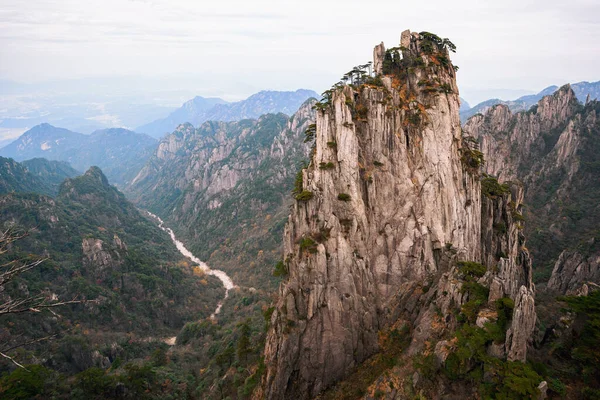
left=547, top=250, right=600, bottom=296
left=259, top=30, right=536, bottom=399
left=464, top=86, right=600, bottom=289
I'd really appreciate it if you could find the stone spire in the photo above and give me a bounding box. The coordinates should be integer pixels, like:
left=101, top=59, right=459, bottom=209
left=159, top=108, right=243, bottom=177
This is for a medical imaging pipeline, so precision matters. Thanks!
left=373, top=42, right=385, bottom=76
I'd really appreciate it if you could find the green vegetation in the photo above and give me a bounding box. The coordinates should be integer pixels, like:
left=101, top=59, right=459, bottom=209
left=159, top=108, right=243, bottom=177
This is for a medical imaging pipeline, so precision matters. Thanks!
left=456, top=261, right=489, bottom=323
left=299, top=236, right=318, bottom=254
left=0, top=167, right=229, bottom=398
left=0, top=156, right=55, bottom=196
left=558, top=291, right=600, bottom=387
left=304, top=123, right=317, bottom=143
left=292, top=167, right=304, bottom=194
left=457, top=261, right=487, bottom=279
left=419, top=32, right=457, bottom=54
left=273, top=260, right=288, bottom=277
left=460, top=138, right=485, bottom=175
left=527, top=101, right=600, bottom=281
left=319, top=162, right=335, bottom=170
left=337, top=193, right=351, bottom=202
left=481, top=176, right=510, bottom=198
left=433, top=261, right=541, bottom=399
left=529, top=286, right=600, bottom=397
left=443, top=324, right=541, bottom=399
left=295, top=190, right=314, bottom=201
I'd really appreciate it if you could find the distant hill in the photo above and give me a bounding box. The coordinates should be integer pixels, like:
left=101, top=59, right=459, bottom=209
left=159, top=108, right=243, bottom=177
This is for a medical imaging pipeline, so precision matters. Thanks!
left=0, top=156, right=53, bottom=196
left=460, top=80, right=600, bottom=122
left=137, top=89, right=319, bottom=137
left=22, top=158, right=80, bottom=193
left=0, top=123, right=85, bottom=160
left=459, top=97, right=470, bottom=112
left=0, top=124, right=158, bottom=186
left=136, top=96, right=227, bottom=138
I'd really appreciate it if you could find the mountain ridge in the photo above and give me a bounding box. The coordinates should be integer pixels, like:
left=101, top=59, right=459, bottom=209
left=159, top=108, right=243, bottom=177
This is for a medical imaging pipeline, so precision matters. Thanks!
left=460, top=80, right=600, bottom=122
left=0, top=124, right=158, bottom=186
left=136, top=89, right=319, bottom=137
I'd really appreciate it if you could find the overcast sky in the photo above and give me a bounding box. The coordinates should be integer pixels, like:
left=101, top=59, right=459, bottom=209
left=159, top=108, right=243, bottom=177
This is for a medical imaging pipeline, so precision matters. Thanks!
left=1, top=0, right=599, bottom=104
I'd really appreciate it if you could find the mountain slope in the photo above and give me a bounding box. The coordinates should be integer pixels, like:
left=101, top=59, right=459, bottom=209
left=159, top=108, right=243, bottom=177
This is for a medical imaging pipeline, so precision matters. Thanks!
left=128, top=101, right=315, bottom=290
left=74, top=128, right=158, bottom=185
left=0, top=123, right=85, bottom=160
left=136, top=89, right=318, bottom=138
left=21, top=158, right=81, bottom=192
left=464, top=85, right=600, bottom=286
left=0, top=166, right=224, bottom=374
left=0, top=125, right=158, bottom=186
left=0, top=156, right=53, bottom=195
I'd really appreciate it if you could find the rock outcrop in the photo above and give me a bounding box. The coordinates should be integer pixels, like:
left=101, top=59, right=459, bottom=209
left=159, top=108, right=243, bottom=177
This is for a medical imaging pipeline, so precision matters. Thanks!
left=81, top=236, right=128, bottom=280
left=464, top=85, right=581, bottom=182
left=259, top=30, right=536, bottom=399
left=464, top=86, right=600, bottom=286
left=547, top=250, right=600, bottom=295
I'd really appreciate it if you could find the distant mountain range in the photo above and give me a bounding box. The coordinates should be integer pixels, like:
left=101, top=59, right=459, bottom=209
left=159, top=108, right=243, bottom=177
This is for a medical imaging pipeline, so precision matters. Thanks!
left=460, top=80, right=600, bottom=122
left=137, top=89, right=319, bottom=137
left=0, top=124, right=157, bottom=186
left=134, top=96, right=227, bottom=138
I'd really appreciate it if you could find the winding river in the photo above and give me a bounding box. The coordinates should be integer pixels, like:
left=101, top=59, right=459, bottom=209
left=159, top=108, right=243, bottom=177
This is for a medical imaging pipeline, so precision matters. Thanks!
left=147, top=212, right=235, bottom=318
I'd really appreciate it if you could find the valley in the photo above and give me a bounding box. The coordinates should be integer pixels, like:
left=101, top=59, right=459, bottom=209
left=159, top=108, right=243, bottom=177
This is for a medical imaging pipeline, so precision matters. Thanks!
left=149, top=211, right=236, bottom=318
left=0, top=23, right=599, bottom=400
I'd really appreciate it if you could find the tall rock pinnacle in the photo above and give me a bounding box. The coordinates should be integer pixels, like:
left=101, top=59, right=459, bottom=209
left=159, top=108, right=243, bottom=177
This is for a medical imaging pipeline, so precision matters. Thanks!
left=258, top=30, right=535, bottom=399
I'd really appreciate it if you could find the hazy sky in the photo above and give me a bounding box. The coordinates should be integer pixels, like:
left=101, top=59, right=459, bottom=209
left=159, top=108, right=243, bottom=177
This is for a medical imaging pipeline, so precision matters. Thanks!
left=1, top=0, right=599, bottom=104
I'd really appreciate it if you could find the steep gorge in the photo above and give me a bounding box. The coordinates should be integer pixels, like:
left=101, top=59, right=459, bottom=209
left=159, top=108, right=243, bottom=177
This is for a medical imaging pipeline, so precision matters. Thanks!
left=259, top=30, right=536, bottom=399
left=128, top=103, right=315, bottom=290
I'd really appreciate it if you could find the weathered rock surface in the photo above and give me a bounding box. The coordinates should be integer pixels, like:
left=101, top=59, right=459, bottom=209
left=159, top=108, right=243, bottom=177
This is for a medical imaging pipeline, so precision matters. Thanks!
left=547, top=250, right=600, bottom=295
left=464, top=85, right=580, bottom=182
left=464, top=86, right=600, bottom=284
left=128, top=102, right=316, bottom=289
left=259, top=30, right=536, bottom=399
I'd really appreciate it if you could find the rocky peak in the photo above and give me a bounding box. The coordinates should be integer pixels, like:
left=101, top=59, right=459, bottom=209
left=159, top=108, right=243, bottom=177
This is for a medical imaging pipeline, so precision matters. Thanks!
left=258, top=30, right=535, bottom=399
left=464, top=87, right=599, bottom=284
left=535, top=84, right=580, bottom=131
left=83, top=166, right=110, bottom=187
left=464, top=85, right=582, bottom=181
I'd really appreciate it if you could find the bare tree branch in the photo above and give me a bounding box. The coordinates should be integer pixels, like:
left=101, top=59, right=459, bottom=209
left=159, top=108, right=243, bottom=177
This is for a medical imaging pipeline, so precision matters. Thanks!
left=0, top=332, right=62, bottom=354
left=0, top=351, right=29, bottom=371
left=0, top=227, right=91, bottom=369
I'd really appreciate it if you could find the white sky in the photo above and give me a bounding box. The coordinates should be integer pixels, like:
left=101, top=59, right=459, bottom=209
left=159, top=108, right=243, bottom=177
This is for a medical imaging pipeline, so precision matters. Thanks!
left=0, top=0, right=599, bottom=104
